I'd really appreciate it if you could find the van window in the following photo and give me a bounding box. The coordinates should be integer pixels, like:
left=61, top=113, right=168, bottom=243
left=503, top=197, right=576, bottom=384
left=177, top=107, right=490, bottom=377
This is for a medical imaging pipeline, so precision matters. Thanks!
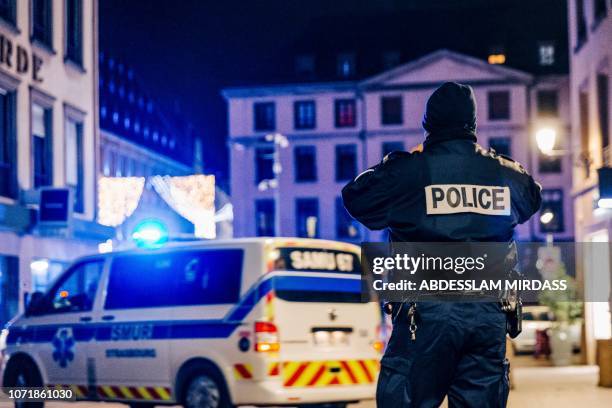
left=276, top=290, right=368, bottom=303
left=34, top=259, right=104, bottom=314
left=273, top=275, right=369, bottom=303
left=104, top=249, right=243, bottom=309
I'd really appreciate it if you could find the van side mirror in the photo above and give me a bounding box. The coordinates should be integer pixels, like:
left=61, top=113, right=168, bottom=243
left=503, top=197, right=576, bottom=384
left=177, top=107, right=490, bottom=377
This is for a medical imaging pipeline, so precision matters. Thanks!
left=25, top=291, right=44, bottom=316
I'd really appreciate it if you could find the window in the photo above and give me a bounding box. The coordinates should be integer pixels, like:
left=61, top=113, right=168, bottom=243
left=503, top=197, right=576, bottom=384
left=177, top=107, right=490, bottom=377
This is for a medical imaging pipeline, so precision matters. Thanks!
left=295, top=54, right=315, bottom=77
left=337, top=53, right=355, bottom=78
left=255, top=147, right=274, bottom=184
left=382, top=51, right=400, bottom=69
left=597, top=74, right=609, bottom=155
left=489, top=137, right=512, bottom=157
left=488, top=45, right=506, bottom=65
left=0, top=0, right=16, bottom=25
left=540, top=189, right=564, bottom=233
left=294, top=145, right=317, bottom=182
left=255, top=199, right=275, bottom=236
left=102, top=149, right=111, bottom=176
left=294, top=100, right=316, bottom=129
left=381, top=96, right=403, bottom=125
left=296, top=198, right=319, bottom=238
left=32, top=260, right=103, bottom=315
left=539, top=153, right=562, bottom=173
left=594, top=0, right=607, bottom=21
left=335, top=144, right=357, bottom=181
left=0, top=90, right=16, bottom=198
left=537, top=90, right=559, bottom=117
left=335, top=99, right=356, bottom=128
left=31, top=258, right=66, bottom=293
left=539, top=128, right=562, bottom=173
left=31, top=0, right=53, bottom=47
left=0, top=255, right=18, bottom=327
left=488, top=91, right=511, bottom=120
left=336, top=197, right=360, bottom=240
left=32, top=103, right=53, bottom=188
left=576, top=0, right=588, bottom=47
left=539, top=43, right=555, bottom=66
left=382, top=141, right=404, bottom=158
left=65, top=116, right=84, bottom=213
left=276, top=289, right=367, bottom=304
left=105, top=250, right=243, bottom=309
left=65, top=0, right=83, bottom=65
left=253, top=102, right=275, bottom=131
left=115, top=155, right=125, bottom=177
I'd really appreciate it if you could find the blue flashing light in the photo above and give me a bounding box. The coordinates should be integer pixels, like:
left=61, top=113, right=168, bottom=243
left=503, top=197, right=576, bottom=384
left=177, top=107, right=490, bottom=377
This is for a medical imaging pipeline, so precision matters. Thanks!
left=132, top=219, right=169, bottom=248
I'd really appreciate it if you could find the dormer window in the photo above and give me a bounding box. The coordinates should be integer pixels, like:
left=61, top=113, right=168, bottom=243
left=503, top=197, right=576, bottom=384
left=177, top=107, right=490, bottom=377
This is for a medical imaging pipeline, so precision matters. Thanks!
left=539, top=42, right=555, bottom=66
left=337, top=53, right=356, bottom=78
left=487, top=46, right=506, bottom=65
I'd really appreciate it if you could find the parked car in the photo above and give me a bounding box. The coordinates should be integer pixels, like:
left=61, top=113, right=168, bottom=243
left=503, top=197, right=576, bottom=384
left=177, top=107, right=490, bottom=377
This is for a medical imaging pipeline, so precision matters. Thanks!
left=511, top=306, right=581, bottom=354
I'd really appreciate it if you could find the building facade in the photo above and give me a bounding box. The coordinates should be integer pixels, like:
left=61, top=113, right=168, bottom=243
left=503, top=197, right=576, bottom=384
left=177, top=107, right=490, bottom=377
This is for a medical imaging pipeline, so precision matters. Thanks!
left=0, top=0, right=112, bottom=326
left=224, top=50, right=573, bottom=244
left=567, top=0, right=612, bottom=363
left=97, top=54, right=234, bottom=244
left=98, top=53, right=199, bottom=245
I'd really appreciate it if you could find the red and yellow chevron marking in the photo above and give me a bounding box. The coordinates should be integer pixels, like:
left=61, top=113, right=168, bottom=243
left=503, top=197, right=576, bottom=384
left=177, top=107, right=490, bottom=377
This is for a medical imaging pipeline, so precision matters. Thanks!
left=46, top=384, right=87, bottom=398
left=264, top=291, right=275, bottom=320
left=95, top=385, right=172, bottom=401
left=282, top=359, right=379, bottom=387
left=268, top=362, right=280, bottom=376
left=234, top=363, right=254, bottom=379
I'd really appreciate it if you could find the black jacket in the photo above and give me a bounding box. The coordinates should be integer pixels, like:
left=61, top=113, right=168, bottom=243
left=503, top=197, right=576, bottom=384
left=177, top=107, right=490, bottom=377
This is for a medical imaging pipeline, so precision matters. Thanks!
left=342, top=138, right=542, bottom=242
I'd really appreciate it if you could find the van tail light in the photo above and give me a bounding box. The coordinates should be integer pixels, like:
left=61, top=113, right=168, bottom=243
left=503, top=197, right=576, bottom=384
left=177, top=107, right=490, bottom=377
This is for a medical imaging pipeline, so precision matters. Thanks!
left=254, top=321, right=280, bottom=352
left=373, top=323, right=388, bottom=354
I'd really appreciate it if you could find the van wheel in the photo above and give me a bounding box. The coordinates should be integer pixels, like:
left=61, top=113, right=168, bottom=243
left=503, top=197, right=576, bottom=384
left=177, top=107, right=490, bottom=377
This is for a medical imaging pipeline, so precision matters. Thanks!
left=183, top=373, right=232, bottom=408
left=3, top=356, right=44, bottom=408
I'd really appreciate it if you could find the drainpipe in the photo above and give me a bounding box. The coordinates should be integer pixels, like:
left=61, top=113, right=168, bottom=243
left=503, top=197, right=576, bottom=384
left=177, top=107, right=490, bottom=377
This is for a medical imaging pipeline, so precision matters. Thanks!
left=357, top=86, right=370, bottom=241
left=526, top=80, right=537, bottom=242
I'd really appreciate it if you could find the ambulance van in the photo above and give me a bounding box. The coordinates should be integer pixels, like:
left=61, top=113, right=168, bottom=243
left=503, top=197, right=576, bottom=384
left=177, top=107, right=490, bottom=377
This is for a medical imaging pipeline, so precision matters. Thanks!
left=1, top=238, right=382, bottom=408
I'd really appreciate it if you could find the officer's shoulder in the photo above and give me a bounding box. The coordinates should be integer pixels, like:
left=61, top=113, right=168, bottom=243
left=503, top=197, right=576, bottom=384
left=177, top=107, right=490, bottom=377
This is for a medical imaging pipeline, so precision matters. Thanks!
left=383, top=150, right=417, bottom=164
left=479, top=145, right=529, bottom=174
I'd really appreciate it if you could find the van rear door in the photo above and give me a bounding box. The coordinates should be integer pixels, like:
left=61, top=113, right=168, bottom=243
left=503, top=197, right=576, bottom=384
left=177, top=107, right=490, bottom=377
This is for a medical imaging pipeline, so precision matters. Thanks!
left=267, top=247, right=381, bottom=387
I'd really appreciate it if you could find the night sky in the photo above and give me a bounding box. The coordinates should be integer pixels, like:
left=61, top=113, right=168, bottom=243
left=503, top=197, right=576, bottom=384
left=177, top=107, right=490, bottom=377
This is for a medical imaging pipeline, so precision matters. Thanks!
left=100, top=0, right=568, bottom=187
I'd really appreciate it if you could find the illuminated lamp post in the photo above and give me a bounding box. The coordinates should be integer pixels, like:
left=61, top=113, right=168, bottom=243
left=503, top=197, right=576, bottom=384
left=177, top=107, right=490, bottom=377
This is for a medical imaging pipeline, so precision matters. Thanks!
left=534, top=125, right=560, bottom=244
left=535, top=127, right=558, bottom=156
left=258, top=133, right=288, bottom=237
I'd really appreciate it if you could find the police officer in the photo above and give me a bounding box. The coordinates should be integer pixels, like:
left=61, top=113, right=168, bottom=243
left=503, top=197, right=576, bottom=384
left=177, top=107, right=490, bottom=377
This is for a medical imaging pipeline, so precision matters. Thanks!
left=342, top=82, right=541, bottom=407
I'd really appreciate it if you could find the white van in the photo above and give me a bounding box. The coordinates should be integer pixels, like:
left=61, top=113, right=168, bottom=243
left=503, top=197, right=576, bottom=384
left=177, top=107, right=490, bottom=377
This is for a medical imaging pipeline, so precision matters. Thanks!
left=1, top=238, right=382, bottom=408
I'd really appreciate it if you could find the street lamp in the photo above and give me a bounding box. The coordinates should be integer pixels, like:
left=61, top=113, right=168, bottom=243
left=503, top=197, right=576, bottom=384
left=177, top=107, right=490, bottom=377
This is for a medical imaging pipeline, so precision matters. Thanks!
left=261, top=133, right=288, bottom=237
left=535, top=127, right=557, bottom=155
left=540, top=210, right=554, bottom=225
left=534, top=125, right=560, bottom=244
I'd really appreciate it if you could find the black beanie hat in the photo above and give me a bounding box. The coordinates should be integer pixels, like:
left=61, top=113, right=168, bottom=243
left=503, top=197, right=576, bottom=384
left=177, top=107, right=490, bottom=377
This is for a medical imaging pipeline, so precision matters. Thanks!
left=422, top=82, right=477, bottom=133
